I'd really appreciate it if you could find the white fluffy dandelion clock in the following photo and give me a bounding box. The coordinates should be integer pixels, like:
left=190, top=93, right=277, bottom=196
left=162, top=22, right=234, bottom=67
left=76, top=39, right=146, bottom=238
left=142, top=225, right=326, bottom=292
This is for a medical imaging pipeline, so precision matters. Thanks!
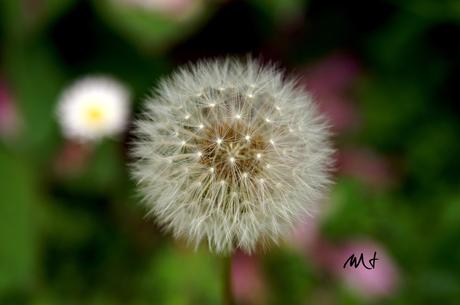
left=131, top=58, right=333, bottom=254
left=57, top=76, right=130, bottom=141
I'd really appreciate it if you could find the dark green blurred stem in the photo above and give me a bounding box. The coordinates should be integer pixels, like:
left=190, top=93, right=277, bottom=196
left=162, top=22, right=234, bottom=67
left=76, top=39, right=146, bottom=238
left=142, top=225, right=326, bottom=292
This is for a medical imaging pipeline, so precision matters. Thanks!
left=223, top=255, right=234, bottom=305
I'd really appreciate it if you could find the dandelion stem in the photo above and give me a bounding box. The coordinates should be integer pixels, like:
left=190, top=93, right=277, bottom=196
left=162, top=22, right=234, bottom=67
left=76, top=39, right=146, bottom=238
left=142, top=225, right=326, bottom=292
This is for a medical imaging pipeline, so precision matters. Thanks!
left=223, top=255, right=234, bottom=305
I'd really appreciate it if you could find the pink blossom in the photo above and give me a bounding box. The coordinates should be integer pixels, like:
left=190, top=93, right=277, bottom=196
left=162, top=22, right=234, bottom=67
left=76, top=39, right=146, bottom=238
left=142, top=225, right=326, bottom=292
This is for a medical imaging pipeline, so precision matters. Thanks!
left=340, top=240, right=399, bottom=298
left=302, top=53, right=361, bottom=133
left=0, top=80, right=21, bottom=139
left=288, top=216, right=320, bottom=252
left=54, top=141, right=92, bottom=176
left=232, top=251, right=266, bottom=305
left=333, top=239, right=399, bottom=299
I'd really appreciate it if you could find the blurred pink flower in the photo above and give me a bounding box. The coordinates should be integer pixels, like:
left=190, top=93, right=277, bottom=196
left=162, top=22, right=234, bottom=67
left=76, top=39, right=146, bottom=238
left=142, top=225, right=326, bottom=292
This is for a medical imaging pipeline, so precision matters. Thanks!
left=288, top=215, right=321, bottom=253
left=0, top=79, right=21, bottom=139
left=339, top=240, right=399, bottom=299
left=232, top=251, right=266, bottom=305
left=316, top=239, right=399, bottom=299
left=302, top=53, right=361, bottom=133
left=338, top=148, right=394, bottom=189
left=54, top=141, right=92, bottom=176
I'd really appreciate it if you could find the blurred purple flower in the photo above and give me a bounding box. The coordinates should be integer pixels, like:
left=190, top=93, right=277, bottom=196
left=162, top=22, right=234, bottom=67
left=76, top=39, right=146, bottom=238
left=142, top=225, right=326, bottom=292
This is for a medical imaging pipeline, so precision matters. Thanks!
left=0, top=79, right=21, bottom=139
left=302, top=53, right=361, bottom=133
left=232, top=250, right=266, bottom=305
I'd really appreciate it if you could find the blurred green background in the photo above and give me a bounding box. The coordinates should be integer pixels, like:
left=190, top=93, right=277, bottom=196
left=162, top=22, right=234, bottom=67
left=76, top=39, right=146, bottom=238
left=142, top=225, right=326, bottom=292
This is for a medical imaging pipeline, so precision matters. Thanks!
left=1, top=0, right=460, bottom=304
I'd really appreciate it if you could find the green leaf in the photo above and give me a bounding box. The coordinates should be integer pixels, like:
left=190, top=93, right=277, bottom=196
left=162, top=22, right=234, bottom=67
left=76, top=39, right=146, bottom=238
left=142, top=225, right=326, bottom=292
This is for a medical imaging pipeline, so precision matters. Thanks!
left=3, top=41, right=65, bottom=162
left=355, top=78, right=427, bottom=151
left=0, top=149, right=39, bottom=294
left=322, top=179, right=376, bottom=238
left=390, top=0, right=460, bottom=22
left=139, top=246, right=220, bottom=305
left=0, top=0, right=76, bottom=40
left=69, top=140, right=125, bottom=194
left=91, top=0, right=211, bottom=51
left=248, top=0, right=307, bottom=21
left=265, top=250, right=313, bottom=305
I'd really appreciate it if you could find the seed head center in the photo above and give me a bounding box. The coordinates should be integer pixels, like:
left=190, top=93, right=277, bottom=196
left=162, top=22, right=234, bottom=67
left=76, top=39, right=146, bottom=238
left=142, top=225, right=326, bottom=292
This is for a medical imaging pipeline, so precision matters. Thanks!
left=197, top=122, right=267, bottom=181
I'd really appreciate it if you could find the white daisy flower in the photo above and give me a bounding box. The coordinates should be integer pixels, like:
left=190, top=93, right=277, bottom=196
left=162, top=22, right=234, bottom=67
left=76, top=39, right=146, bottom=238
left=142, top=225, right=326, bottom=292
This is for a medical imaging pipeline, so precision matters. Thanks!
left=131, top=58, right=334, bottom=254
left=57, top=76, right=130, bottom=142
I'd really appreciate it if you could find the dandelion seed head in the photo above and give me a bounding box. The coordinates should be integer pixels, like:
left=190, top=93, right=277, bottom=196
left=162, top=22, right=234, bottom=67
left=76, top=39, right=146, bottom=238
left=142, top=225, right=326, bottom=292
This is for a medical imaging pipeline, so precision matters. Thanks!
left=131, top=58, right=333, bottom=254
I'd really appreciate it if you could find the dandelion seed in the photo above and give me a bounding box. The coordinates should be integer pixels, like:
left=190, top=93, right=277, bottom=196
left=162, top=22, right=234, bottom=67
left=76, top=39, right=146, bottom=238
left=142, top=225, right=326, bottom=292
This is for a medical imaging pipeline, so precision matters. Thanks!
left=131, top=58, right=333, bottom=254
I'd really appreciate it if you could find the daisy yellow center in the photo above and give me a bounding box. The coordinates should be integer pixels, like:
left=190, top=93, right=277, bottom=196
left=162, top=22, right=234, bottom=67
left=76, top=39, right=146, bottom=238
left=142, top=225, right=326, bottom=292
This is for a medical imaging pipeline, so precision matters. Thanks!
left=84, top=104, right=105, bottom=126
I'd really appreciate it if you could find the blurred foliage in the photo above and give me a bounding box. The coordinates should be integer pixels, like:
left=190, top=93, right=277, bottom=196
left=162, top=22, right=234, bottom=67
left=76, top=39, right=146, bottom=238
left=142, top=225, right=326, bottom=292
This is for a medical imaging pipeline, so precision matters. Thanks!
left=0, top=150, right=38, bottom=296
left=247, top=0, right=306, bottom=21
left=91, top=0, right=214, bottom=51
left=1, top=0, right=460, bottom=305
